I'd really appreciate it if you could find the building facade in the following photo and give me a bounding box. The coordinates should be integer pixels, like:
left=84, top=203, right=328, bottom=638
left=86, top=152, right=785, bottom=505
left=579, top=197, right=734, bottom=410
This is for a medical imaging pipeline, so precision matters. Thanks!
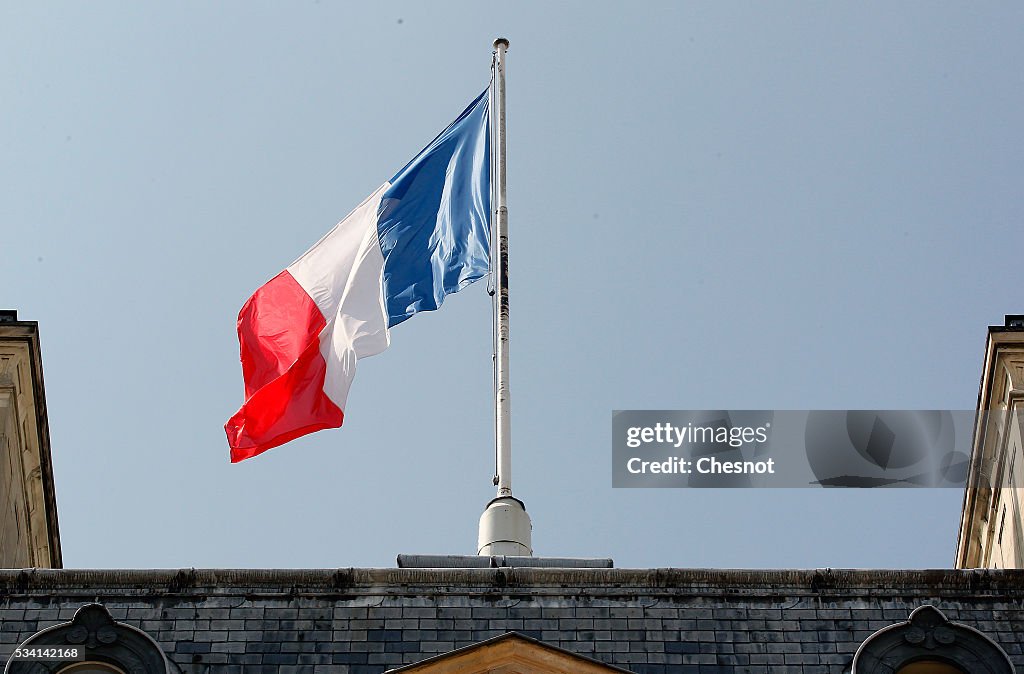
left=957, top=315, right=1024, bottom=569
left=0, top=312, right=61, bottom=570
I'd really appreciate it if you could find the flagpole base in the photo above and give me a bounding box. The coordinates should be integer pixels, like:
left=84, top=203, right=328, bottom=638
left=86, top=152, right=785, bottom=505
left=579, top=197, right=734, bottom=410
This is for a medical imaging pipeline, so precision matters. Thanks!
left=477, top=496, right=532, bottom=556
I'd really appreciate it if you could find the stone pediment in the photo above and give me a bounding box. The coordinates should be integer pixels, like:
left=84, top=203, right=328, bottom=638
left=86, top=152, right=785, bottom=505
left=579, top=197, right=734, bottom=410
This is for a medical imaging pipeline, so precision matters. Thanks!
left=386, top=632, right=635, bottom=674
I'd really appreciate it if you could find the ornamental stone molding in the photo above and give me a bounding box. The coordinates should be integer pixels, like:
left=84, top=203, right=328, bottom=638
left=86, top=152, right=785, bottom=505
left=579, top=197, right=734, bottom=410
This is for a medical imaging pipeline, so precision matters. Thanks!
left=4, top=604, right=170, bottom=674
left=852, top=605, right=1013, bottom=674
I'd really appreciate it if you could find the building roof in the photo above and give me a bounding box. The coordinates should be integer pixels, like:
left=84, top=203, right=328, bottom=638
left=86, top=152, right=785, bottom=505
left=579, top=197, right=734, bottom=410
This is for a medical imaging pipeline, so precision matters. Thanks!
left=2, top=567, right=1022, bottom=673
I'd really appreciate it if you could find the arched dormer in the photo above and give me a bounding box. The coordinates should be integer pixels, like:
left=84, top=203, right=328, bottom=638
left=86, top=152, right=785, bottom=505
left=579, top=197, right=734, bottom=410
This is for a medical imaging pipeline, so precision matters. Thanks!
left=4, top=604, right=170, bottom=674
left=852, top=605, right=1013, bottom=674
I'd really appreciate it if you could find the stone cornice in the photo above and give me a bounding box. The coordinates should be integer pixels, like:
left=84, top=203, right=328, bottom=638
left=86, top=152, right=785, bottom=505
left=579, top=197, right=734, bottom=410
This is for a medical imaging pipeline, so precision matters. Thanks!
left=1, top=567, right=1023, bottom=599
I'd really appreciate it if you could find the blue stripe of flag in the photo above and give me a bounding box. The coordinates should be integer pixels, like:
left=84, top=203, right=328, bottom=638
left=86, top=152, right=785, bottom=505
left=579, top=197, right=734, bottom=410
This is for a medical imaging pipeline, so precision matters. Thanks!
left=376, top=89, right=491, bottom=327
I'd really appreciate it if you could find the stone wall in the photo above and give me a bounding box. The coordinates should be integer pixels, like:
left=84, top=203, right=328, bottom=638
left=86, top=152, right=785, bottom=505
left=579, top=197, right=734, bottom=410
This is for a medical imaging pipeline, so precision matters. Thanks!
left=957, top=318, right=1024, bottom=569
left=0, top=320, right=60, bottom=569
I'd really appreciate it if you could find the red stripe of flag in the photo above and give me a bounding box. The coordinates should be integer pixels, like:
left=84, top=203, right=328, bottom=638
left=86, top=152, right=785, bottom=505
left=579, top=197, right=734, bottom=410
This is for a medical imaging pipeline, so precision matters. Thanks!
left=224, top=270, right=344, bottom=462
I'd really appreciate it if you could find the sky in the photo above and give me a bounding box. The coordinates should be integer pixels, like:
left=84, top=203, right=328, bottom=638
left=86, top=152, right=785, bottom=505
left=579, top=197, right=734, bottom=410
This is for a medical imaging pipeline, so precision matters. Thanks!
left=2, top=2, right=1023, bottom=570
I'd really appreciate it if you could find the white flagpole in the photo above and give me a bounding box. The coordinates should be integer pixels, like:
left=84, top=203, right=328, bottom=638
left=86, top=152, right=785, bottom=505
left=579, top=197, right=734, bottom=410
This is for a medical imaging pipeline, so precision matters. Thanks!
left=478, top=37, right=532, bottom=556
left=492, top=37, right=513, bottom=499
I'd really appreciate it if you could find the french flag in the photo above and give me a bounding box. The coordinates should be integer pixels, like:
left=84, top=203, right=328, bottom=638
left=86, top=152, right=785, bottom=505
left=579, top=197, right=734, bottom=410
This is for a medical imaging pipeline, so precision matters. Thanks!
left=225, top=90, right=491, bottom=462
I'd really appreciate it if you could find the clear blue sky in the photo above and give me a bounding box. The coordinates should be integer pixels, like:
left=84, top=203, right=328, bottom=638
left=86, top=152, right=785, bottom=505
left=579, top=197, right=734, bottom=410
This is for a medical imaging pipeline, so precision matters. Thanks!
left=2, top=2, right=1022, bottom=569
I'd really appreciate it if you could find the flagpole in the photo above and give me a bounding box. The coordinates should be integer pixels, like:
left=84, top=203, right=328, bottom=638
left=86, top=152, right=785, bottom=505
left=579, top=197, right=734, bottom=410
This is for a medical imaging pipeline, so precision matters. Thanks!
left=492, top=37, right=513, bottom=500
left=478, top=37, right=532, bottom=557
